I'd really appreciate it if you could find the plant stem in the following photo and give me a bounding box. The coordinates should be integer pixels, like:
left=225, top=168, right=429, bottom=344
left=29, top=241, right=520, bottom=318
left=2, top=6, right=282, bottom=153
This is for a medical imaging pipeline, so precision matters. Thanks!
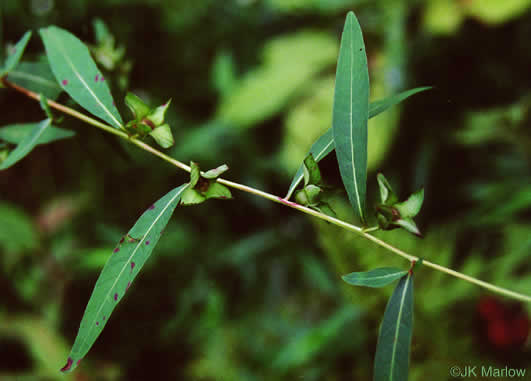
left=4, top=78, right=530, bottom=304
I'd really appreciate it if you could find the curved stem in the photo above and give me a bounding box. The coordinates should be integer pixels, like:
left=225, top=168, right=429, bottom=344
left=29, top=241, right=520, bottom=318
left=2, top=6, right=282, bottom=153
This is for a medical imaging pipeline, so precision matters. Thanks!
left=4, top=78, right=530, bottom=304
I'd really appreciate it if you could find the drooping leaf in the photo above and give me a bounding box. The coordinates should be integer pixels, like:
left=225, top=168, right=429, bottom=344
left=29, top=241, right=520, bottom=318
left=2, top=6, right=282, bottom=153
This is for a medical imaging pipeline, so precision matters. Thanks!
left=332, top=11, right=369, bottom=222
left=373, top=273, right=414, bottom=381
left=7, top=61, right=63, bottom=99
left=342, top=267, right=407, bottom=288
left=0, top=123, right=74, bottom=145
left=1, top=31, right=32, bottom=77
left=60, top=185, right=187, bottom=373
left=394, top=218, right=422, bottom=237
left=285, top=87, right=431, bottom=200
left=39, top=26, right=123, bottom=129
left=394, top=188, right=424, bottom=218
left=0, top=119, right=52, bottom=170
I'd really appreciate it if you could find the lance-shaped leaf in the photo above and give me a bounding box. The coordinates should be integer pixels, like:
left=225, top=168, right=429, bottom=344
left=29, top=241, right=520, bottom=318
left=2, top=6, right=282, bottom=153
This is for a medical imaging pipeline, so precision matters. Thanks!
left=332, top=11, right=369, bottom=222
left=342, top=267, right=407, bottom=288
left=7, top=60, right=63, bottom=100
left=377, top=173, right=398, bottom=205
left=373, top=273, right=414, bottom=381
left=285, top=87, right=432, bottom=200
left=0, top=123, right=74, bottom=145
left=40, top=26, right=123, bottom=129
left=1, top=31, right=32, bottom=77
left=60, top=185, right=187, bottom=372
left=0, top=119, right=51, bottom=170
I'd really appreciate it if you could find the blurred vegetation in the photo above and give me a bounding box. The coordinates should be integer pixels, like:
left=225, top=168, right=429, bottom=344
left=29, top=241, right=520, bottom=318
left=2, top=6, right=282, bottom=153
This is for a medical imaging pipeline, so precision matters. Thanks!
left=1, top=0, right=530, bottom=380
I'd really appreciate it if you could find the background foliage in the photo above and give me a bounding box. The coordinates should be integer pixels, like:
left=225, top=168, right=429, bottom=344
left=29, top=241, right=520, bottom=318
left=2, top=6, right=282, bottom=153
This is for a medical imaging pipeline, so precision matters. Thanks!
left=1, top=0, right=530, bottom=380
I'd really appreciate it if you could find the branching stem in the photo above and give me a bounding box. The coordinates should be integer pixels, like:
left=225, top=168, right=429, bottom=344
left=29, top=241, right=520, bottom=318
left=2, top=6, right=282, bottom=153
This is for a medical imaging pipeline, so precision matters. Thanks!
left=4, top=77, right=530, bottom=303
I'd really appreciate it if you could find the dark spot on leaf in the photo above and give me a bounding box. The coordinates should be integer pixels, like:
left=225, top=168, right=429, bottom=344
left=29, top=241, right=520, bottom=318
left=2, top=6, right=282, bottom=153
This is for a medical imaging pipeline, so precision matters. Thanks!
left=103, top=315, right=106, bottom=320
left=149, top=204, right=155, bottom=210
left=126, top=281, right=131, bottom=291
left=101, top=76, right=105, bottom=82
left=119, top=237, right=125, bottom=244
left=96, top=321, right=99, bottom=326
left=61, top=80, right=68, bottom=86
left=359, top=48, right=362, bottom=51
left=131, top=262, right=135, bottom=271
left=145, top=240, right=150, bottom=245
left=114, top=293, right=118, bottom=301
left=95, top=74, right=99, bottom=82
left=76, top=359, right=81, bottom=366
left=60, top=357, right=73, bottom=372
left=113, top=248, right=120, bottom=253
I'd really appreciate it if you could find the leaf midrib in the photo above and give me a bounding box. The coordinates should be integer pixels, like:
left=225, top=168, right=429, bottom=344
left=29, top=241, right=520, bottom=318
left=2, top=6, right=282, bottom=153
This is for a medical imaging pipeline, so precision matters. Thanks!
left=76, top=187, right=184, bottom=355
left=388, top=275, right=410, bottom=381
left=348, top=19, right=363, bottom=220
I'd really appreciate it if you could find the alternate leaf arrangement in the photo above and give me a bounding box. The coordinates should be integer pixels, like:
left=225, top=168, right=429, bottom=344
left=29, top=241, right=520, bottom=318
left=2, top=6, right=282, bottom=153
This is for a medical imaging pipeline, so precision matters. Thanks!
left=1, top=11, right=529, bottom=380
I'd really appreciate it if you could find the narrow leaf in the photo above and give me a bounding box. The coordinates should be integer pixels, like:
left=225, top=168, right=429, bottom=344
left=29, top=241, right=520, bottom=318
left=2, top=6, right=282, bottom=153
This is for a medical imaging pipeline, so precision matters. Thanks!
left=1, top=31, right=32, bottom=77
left=0, top=119, right=51, bottom=170
left=332, top=11, right=369, bottom=222
left=368, top=87, right=431, bottom=117
left=373, top=274, right=414, bottom=381
left=39, top=26, right=123, bottom=129
left=394, top=218, right=422, bottom=237
left=0, top=123, right=74, bottom=145
left=285, top=87, right=431, bottom=200
left=342, top=267, right=407, bottom=288
left=7, top=60, right=63, bottom=100
left=61, top=185, right=187, bottom=372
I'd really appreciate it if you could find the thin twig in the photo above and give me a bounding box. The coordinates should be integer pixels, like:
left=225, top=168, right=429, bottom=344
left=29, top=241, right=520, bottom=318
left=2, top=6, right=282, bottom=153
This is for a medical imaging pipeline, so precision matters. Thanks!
left=3, top=77, right=530, bottom=303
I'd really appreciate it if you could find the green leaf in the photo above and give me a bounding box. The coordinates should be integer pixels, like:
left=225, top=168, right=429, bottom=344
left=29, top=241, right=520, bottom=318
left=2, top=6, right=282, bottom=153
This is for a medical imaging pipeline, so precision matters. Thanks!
left=377, top=173, right=398, bottom=205
left=125, top=92, right=150, bottom=119
left=149, top=124, right=174, bottom=149
left=342, top=267, right=408, bottom=288
left=7, top=60, right=63, bottom=100
left=0, top=119, right=52, bottom=170
left=189, top=162, right=200, bottom=188
left=368, top=87, right=431, bottom=118
left=285, top=87, right=431, bottom=200
left=61, top=185, right=187, bottom=373
left=0, top=123, right=74, bottom=145
left=394, top=188, right=424, bottom=218
left=303, top=154, right=322, bottom=186
left=204, top=182, right=232, bottom=200
left=202, top=164, right=229, bottom=179
left=394, top=218, right=422, bottom=237
left=39, top=26, right=123, bottom=129
left=1, top=31, right=32, bottom=77
left=332, top=11, right=369, bottom=222
left=181, top=188, right=207, bottom=205
left=373, top=273, right=414, bottom=381
left=285, top=128, right=334, bottom=199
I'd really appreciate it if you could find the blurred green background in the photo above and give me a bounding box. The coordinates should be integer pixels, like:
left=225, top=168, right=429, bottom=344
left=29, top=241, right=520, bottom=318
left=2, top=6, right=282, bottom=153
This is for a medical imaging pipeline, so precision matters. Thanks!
left=1, top=0, right=530, bottom=380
